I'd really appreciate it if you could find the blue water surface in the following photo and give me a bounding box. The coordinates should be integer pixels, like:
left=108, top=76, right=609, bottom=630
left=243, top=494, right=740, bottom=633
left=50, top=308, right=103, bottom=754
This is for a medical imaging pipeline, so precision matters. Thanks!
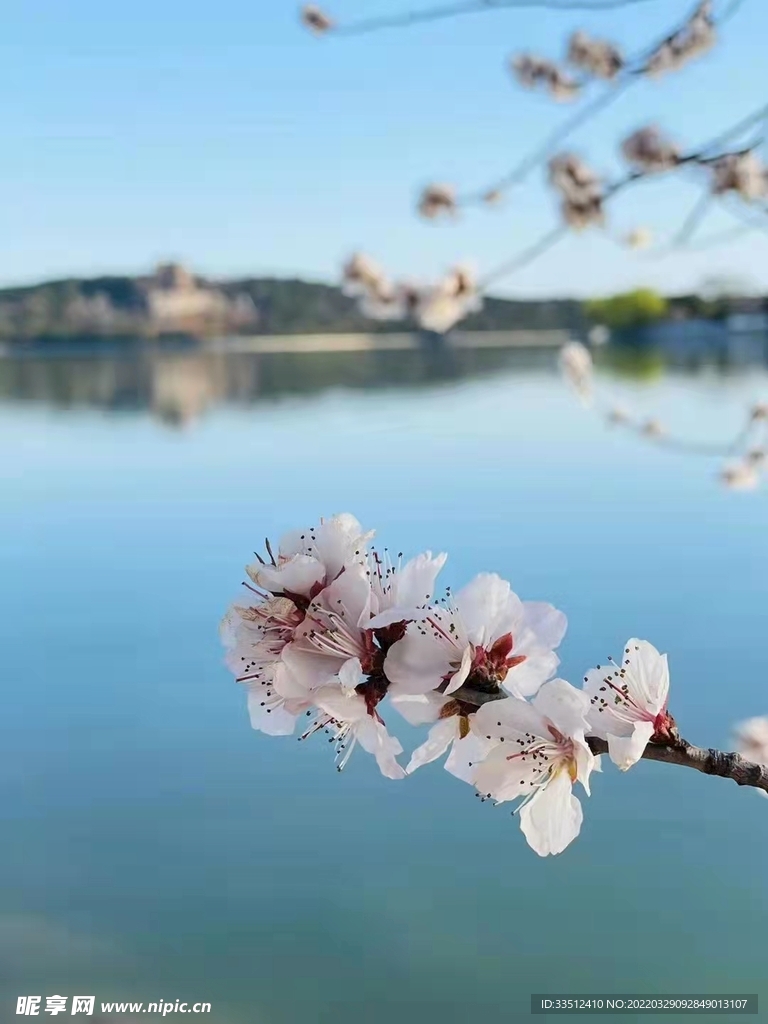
left=0, top=347, right=766, bottom=1023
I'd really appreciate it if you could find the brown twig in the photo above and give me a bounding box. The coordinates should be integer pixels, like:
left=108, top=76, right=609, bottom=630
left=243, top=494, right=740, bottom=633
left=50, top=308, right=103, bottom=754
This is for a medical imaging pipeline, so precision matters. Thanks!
left=588, top=736, right=768, bottom=793
left=450, top=682, right=768, bottom=793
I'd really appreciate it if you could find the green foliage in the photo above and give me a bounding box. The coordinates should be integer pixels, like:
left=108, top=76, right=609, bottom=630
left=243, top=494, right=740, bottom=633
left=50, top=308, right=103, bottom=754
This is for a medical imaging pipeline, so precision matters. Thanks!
left=583, top=289, right=669, bottom=331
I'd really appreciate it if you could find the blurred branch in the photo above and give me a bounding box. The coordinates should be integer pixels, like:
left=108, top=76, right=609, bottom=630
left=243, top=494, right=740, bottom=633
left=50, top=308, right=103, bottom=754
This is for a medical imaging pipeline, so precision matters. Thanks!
left=477, top=107, right=768, bottom=287
left=455, top=0, right=749, bottom=207
left=334, top=0, right=663, bottom=38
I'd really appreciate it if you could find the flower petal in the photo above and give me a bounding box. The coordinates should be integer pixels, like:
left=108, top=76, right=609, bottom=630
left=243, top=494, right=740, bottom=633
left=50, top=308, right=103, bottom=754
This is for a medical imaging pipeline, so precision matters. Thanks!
left=249, top=554, right=325, bottom=598
left=338, top=657, right=365, bottom=693
left=406, top=718, right=458, bottom=774
left=276, top=643, right=339, bottom=696
left=472, top=743, right=539, bottom=801
left=607, top=718, right=655, bottom=771
left=519, top=768, right=583, bottom=857
left=444, top=644, right=473, bottom=694
left=532, top=678, right=591, bottom=737
left=313, top=684, right=367, bottom=723
left=444, top=730, right=495, bottom=784
left=390, top=692, right=447, bottom=725
left=355, top=717, right=406, bottom=780
left=394, top=551, right=447, bottom=609
left=621, top=639, right=669, bottom=712
left=246, top=686, right=303, bottom=736
left=384, top=623, right=456, bottom=697
left=503, top=649, right=560, bottom=698
left=320, top=563, right=372, bottom=628
left=521, top=601, right=568, bottom=650
left=454, top=573, right=523, bottom=647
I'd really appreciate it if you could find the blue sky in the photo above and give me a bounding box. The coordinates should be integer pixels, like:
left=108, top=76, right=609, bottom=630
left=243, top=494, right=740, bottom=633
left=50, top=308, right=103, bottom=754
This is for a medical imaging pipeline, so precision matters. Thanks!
left=1, top=0, right=767, bottom=297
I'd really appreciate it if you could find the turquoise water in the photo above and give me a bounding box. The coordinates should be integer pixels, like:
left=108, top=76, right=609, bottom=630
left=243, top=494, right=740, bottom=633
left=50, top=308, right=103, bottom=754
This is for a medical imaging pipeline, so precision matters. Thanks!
left=1, top=346, right=766, bottom=1023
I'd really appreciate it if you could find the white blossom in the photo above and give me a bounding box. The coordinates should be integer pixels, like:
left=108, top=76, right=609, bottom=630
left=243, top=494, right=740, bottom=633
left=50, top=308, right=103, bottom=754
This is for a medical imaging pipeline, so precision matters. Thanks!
left=417, top=184, right=457, bottom=220
left=567, top=31, right=623, bottom=80
left=384, top=572, right=567, bottom=701
left=720, top=461, right=759, bottom=491
left=559, top=341, right=593, bottom=403
left=300, top=659, right=406, bottom=778
left=222, top=513, right=373, bottom=737
left=221, top=595, right=312, bottom=735
left=414, top=265, right=482, bottom=334
left=342, top=252, right=388, bottom=299
left=621, top=127, right=681, bottom=174
left=246, top=513, right=372, bottom=601
left=548, top=154, right=605, bottom=230
left=511, top=54, right=580, bottom=101
left=392, top=691, right=494, bottom=781
left=750, top=402, right=768, bottom=422
left=584, top=638, right=675, bottom=770
left=275, top=568, right=410, bottom=777
left=367, top=549, right=448, bottom=629
left=471, top=680, right=600, bottom=857
left=300, top=4, right=334, bottom=35
left=549, top=153, right=602, bottom=202
left=708, top=152, right=768, bottom=202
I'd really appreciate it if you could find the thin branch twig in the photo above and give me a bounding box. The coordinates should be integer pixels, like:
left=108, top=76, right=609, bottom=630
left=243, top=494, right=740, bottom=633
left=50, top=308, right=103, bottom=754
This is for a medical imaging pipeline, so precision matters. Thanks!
left=589, top=736, right=768, bottom=793
left=334, top=0, right=663, bottom=38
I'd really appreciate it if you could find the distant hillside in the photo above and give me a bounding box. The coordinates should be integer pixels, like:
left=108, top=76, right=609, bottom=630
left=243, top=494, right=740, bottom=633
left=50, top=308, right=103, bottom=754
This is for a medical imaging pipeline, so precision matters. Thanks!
left=0, top=266, right=590, bottom=342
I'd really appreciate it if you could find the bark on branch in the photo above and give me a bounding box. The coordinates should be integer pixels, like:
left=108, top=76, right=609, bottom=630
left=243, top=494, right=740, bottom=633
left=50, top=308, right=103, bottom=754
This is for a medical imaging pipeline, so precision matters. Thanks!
left=587, top=736, right=768, bottom=793
left=449, top=683, right=768, bottom=794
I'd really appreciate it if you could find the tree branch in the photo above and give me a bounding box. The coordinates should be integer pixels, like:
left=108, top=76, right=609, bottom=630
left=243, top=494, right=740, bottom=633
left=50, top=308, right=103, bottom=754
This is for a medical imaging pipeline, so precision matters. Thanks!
left=450, top=683, right=768, bottom=793
left=587, top=736, right=768, bottom=792
left=334, top=0, right=662, bottom=38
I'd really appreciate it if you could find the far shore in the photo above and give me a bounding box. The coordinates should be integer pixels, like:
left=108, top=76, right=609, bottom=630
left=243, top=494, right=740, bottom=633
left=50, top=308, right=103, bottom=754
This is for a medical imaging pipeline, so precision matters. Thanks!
left=0, top=329, right=573, bottom=358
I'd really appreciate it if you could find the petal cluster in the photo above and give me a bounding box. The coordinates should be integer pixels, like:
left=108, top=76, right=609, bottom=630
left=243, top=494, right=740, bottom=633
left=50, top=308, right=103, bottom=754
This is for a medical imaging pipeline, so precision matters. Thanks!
left=548, top=154, right=605, bottom=231
left=340, top=253, right=482, bottom=334
left=222, top=518, right=681, bottom=857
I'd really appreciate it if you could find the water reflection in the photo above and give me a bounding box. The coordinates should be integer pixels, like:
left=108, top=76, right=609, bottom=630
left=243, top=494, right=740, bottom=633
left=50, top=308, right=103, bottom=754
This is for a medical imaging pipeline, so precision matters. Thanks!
left=1, top=332, right=767, bottom=428
left=0, top=343, right=559, bottom=425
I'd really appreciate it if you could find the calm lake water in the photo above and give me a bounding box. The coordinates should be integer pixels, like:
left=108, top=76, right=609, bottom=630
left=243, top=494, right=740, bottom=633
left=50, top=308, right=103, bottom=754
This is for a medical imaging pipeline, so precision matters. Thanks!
left=1, top=342, right=767, bottom=1023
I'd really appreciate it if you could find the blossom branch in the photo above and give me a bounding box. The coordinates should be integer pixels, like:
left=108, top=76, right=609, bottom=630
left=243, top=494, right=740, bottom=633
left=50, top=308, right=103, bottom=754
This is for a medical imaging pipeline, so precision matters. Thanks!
left=451, top=682, right=768, bottom=793
left=223, top=514, right=768, bottom=856
left=449, top=0, right=746, bottom=209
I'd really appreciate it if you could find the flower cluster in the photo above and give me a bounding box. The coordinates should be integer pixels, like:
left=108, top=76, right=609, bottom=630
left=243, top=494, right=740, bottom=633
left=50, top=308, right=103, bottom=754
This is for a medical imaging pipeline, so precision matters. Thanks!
left=643, top=1, right=716, bottom=79
left=621, top=126, right=681, bottom=174
left=510, top=54, right=580, bottom=102
left=548, top=154, right=605, bottom=231
left=567, top=31, right=624, bottom=81
left=511, top=28, right=624, bottom=103
left=222, top=515, right=682, bottom=856
left=300, top=4, right=334, bottom=36
left=706, top=152, right=768, bottom=201
left=417, top=183, right=457, bottom=220
left=341, top=253, right=481, bottom=334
